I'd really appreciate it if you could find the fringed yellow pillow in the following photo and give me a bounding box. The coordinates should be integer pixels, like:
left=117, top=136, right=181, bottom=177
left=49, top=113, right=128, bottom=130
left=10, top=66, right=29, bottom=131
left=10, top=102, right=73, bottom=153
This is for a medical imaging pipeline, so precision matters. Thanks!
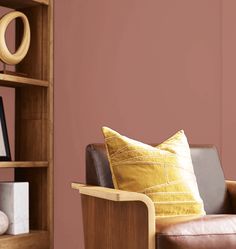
left=102, top=127, right=205, bottom=217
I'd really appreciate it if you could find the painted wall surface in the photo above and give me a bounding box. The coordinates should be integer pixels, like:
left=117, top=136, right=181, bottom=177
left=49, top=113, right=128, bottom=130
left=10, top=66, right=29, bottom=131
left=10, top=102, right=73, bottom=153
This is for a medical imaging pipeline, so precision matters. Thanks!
left=0, top=87, right=14, bottom=182
left=222, top=0, right=236, bottom=177
left=55, top=0, right=236, bottom=248
left=0, top=87, right=14, bottom=163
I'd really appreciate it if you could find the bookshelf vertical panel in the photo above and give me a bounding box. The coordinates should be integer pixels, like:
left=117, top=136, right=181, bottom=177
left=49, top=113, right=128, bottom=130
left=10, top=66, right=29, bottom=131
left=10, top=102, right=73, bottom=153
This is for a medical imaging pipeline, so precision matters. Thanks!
left=47, top=1, right=54, bottom=249
left=15, top=87, right=48, bottom=161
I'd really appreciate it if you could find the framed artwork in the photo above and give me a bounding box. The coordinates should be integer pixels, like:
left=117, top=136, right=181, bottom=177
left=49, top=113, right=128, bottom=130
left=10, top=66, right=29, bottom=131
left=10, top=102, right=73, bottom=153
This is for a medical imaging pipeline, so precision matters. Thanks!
left=0, top=97, right=11, bottom=161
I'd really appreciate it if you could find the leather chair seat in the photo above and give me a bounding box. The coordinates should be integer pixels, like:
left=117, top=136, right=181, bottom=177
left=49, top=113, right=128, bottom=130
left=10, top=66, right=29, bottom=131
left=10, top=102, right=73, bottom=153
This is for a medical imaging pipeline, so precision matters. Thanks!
left=156, top=215, right=236, bottom=249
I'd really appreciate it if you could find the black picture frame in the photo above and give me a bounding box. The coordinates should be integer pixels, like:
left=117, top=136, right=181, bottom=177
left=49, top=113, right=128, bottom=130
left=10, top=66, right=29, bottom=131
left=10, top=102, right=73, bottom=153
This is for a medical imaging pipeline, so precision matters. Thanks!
left=0, top=97, right=11, bottom=161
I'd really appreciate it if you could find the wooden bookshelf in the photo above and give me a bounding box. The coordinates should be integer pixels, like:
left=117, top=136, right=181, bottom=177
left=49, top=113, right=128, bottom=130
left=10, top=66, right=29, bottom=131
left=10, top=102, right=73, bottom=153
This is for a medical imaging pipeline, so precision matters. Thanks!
left=0, top=0, right=53, bottom=249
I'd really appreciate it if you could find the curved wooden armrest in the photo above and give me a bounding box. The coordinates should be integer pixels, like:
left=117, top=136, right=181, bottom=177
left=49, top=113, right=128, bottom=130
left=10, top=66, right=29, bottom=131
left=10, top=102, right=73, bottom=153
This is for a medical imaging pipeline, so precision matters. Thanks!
left=72, top=182, right=156, bottom=249
left=226, top=180, right=236, bottom=212
left=72, top=182, right=154, bottom=205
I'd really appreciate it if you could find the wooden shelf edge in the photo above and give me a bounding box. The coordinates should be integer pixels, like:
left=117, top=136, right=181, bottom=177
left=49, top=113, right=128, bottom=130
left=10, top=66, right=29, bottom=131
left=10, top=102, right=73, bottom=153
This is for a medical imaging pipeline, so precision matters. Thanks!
left=34, top=0, right=49, bottom=5
left=0, top=73, right=48, bottom=88
left=0, top=230, right=49, bottom=249
left=0, top=230, right=48, bottom=240
left=0, top=0, right=49, bottom=9
left=0, top=161, right=48, bottom=168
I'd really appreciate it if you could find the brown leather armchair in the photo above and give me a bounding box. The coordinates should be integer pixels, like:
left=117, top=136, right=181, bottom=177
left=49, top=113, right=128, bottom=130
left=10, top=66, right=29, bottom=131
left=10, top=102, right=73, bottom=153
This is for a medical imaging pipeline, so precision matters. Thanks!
left=72, top=144, right=236, bottom=249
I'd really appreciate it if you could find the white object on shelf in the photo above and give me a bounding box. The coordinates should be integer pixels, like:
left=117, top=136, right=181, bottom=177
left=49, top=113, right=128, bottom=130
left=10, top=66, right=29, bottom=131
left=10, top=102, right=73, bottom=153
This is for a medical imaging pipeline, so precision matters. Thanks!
left=0, top=210, right=9, bottom=235
left=0, top=182, right=29, bottom=235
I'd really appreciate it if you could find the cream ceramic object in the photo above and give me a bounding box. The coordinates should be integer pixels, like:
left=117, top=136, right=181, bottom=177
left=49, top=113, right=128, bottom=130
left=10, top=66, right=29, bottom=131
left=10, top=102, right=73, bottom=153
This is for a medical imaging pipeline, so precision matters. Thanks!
left=0, top=210, right=9, bottom=235
left=0, top=11, right=30, bottom=65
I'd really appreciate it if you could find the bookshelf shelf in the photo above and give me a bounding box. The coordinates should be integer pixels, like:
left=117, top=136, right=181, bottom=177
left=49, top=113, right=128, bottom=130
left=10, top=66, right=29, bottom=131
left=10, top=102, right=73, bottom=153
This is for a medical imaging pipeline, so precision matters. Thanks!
left=0, top=161, right=48, bottom=168
left=0, top=74, right=48, bottom=88
left=0, top=230, right=49, bottom=249
left=0, top=0, right=48, bottom=9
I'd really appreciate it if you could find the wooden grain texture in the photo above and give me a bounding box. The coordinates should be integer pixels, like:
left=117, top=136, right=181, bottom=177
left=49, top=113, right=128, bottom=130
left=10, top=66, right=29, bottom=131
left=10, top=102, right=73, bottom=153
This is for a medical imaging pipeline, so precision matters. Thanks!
left=81, top=195, right=150, bottom=249
left=72, top=183, right=155, bottom=203
left=0, top=73, right=48, bottom=87
left=15, top=3, right=48, bottom=231
left=0, top=161, right=48, bottom=168
left=72, top=183, right=156, bottom=249
left=226, top=180, right=236, bottom=213
left=15, top=87, right=48, bottom=160
left=16, top=6, right=43, bottom=79
left=0, top=231, right=49, bottom=249
left=0, top=0, right=53, bottom=247
left=11, top=1, right=53, bottom=249
left=0, top=0, right=48, bottom=9
left=47, top=1, right=54, bottom=249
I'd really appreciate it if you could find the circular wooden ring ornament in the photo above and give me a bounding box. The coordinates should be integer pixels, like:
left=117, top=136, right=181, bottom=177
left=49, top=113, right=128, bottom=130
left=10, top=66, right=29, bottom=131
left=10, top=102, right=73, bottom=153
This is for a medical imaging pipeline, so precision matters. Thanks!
left=0, top=11, right=30, bottom=65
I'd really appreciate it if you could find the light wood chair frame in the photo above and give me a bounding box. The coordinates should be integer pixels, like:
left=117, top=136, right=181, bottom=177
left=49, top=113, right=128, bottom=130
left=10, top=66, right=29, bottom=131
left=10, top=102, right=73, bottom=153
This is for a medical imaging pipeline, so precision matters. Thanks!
left=72, top=181, right=236, bottom=249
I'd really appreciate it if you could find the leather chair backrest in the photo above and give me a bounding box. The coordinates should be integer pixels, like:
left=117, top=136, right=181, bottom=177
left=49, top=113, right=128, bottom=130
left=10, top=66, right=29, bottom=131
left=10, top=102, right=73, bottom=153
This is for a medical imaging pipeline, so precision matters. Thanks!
left=86, top=144, right=232, bottom=214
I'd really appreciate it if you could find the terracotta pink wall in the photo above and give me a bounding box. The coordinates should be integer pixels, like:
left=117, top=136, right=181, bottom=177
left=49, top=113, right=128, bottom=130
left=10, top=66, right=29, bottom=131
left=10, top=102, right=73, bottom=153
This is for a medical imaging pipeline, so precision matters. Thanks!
left=0, top=87, right=15, bottom=180
left=222, top=0, right=236, bottom=177
left=0, top=1, right=235, bottom=249
left=55, top=0, right=236, bottom=248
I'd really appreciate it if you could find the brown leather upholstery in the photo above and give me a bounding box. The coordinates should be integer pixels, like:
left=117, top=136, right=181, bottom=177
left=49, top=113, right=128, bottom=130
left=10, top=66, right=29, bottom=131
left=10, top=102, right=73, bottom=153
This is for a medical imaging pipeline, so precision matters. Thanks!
left=85, top=144, right=236, bottom=249
left=227, top=181, right=236, bottom=213
left=86, top=144, right=232, bottom=214
left=86, top=144, right=114, bottom=188
left=156, top=215, right=236, bottom=249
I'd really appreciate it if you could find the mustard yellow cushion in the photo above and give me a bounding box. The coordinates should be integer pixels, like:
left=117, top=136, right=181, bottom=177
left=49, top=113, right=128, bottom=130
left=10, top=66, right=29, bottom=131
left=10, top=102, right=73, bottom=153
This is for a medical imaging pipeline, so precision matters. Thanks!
left=102, top=127, right=205, bottom=217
